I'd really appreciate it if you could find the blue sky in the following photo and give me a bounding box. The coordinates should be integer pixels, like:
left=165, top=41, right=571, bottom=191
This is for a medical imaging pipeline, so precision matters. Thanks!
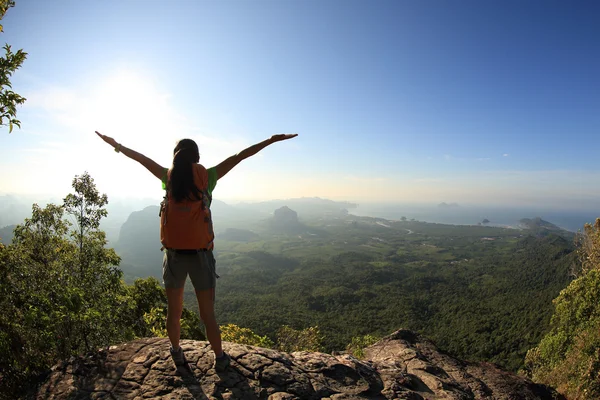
left=1, top=0, right=599, bottom=208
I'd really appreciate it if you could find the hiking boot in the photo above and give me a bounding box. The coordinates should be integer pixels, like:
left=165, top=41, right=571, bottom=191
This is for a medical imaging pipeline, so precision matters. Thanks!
left=215, top=352, right=231, bottom=372
left=170, top=346, right=188, bottom=367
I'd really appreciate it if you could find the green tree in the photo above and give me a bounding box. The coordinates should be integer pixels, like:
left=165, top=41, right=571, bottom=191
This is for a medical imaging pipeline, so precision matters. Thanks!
left=346, top=334, right=380, bottom=359
left=0, top=199, right=130, bottom=396
left=126, top=277, right=168, bottom=336
left=221, top=324, right=275, bottom=348
left=126, top=276, right=205, bottom=340
left=61, top=172, right=126, bottom=352
left=63, top=172, right=110, bottom=268
left=277, top=325, right=322, bottom=352
left=524, top=218, right=600, bottom=399
left=575, top=218, right=600, bottom=276
left=0, top=204, right=75, bottom=395
left=0, top=173, right=209, bottom=398
left=0, top=0, right=27, bottom=132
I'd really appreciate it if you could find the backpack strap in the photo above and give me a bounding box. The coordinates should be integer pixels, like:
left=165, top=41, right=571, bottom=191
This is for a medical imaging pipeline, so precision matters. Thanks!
left=159, top=168, right=169, bottom=251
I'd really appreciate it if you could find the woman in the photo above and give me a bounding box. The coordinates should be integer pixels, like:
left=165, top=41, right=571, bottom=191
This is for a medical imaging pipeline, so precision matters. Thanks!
left=95, top=130, right=297, bottom=371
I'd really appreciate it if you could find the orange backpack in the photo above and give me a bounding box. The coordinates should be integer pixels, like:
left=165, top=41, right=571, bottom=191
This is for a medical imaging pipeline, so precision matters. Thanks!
left=159, top=164, right=215, bottom=250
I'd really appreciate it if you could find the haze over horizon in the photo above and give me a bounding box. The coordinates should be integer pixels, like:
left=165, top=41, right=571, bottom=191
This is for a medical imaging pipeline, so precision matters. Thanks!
left=1, top=0, right=599, bottom=209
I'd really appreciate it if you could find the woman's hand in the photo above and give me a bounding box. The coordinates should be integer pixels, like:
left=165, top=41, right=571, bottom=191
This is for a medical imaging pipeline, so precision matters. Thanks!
left=216, top=133, right=298, bottom=181
left=95, top=131, right=118, bottom=149
left=94, top=131, right=166, bottom=179
left=270, top=133, right=298, bottom=143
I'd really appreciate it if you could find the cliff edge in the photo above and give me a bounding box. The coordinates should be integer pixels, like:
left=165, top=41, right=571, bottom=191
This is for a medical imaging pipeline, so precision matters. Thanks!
left=31, top=329, right=562, bottom=399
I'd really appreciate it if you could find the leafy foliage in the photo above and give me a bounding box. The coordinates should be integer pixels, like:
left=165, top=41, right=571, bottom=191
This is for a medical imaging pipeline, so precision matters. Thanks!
left=0, top=196, right=126, bottom=396
left=125, top=276, right=204, bottom=341
left=0, top=174, right=203, bottom=398
left=575, top=218, right=600, bottom=276
left=0, top=0, right=26, bottom=132
left=118, top=207, right=574, bottom=370
left=206, top=218, right=574, bottom=371
left=524, top=218, right=600, bottom=399
left=221, top=324, right=275, bottom=348
left=346, top=334, right=380, bottom=359
left=220, top=324, right=324, bottom=352
left=64, top=173, right=109, bottom=250
left=276, top=325, right=322, bottom=353
left=3, top=180, right=578, bottom=395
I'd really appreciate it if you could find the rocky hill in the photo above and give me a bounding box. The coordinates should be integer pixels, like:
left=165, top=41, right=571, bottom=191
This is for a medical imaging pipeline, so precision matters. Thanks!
left=273, top=206, right=299, bottom=226
left=518, top=217, right=571, bottom=238
left=31, top=330, right=561, bottom=399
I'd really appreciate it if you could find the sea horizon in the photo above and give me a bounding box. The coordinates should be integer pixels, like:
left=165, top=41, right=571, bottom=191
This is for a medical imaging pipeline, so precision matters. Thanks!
left=351, top=203, right=599, bottom=233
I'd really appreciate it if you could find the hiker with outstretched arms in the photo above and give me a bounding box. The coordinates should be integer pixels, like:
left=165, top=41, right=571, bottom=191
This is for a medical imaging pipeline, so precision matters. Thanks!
left=95, top=131, right=297, bottom=371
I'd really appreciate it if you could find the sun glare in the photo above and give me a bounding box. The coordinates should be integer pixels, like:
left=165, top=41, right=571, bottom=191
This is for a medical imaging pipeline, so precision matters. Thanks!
left=24, top=69, right=192, bottom=200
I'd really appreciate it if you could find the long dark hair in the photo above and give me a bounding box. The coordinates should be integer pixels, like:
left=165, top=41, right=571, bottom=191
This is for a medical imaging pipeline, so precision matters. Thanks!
left=169, top=139, right=202, bottom=202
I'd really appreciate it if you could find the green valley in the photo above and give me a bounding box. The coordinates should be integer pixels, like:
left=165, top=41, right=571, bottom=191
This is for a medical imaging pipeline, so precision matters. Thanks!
left=162, top=208, right=577, bottom=372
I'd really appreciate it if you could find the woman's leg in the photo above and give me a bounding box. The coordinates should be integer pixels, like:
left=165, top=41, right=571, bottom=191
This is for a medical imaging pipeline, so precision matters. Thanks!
left=195, top=288, right=223, bottom=356
left=165, top=287, right=185, bottom=349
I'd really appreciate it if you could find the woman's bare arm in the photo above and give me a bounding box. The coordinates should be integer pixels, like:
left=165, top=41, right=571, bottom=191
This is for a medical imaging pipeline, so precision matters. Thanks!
left=215, top=133, right=297, bottom=180
left=95, top=131, right=166, bottom=180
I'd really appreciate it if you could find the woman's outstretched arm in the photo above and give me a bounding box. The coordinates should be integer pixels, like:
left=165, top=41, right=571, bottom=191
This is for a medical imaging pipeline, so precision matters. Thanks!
left=95, top=131, right=166, bottom=180
left=215, top=133, right=297, bottom=180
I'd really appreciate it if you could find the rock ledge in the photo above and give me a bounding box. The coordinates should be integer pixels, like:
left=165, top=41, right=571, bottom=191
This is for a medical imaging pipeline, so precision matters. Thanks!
left=32, top=329, right=562, bottom=399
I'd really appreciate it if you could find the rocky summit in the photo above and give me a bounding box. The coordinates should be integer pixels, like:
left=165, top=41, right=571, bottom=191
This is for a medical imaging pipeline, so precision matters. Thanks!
left=31, top=329, right=562, bottom=400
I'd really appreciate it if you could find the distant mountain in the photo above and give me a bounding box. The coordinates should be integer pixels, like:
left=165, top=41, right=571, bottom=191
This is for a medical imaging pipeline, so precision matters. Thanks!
left=519, top=217, right=573, bottom=238
left=0, top=195, right=37, bottom=227
left=438, top=202, right=460, bottom=209
left=519, top=217, right=562, bottom=231
left=236, top=197, right=356, bottom=217
left=116, top=206, right=160, bottom=249
left=113, top=198, right=343, bottom=279
left=102, top=198, right=161, bottom=245
left=113, top=199, right=272, bottom=280
left=114, top=206, right=163, bottom=280
left=273, top=206, right=299, bottom=224
left=115, top=199, right=264, bottom=252
left=269, top=206, right=303, bottom=233
left=0, top=224, right=16, bottom=244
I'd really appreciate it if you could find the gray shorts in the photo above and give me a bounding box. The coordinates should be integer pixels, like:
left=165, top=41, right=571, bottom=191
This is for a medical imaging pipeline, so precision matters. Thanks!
left=162, top=249, right=218, bottom=291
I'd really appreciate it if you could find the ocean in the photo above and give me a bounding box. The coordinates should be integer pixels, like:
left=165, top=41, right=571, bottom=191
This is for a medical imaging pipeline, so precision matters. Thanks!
left=351, top=203, right=599, bottom=232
